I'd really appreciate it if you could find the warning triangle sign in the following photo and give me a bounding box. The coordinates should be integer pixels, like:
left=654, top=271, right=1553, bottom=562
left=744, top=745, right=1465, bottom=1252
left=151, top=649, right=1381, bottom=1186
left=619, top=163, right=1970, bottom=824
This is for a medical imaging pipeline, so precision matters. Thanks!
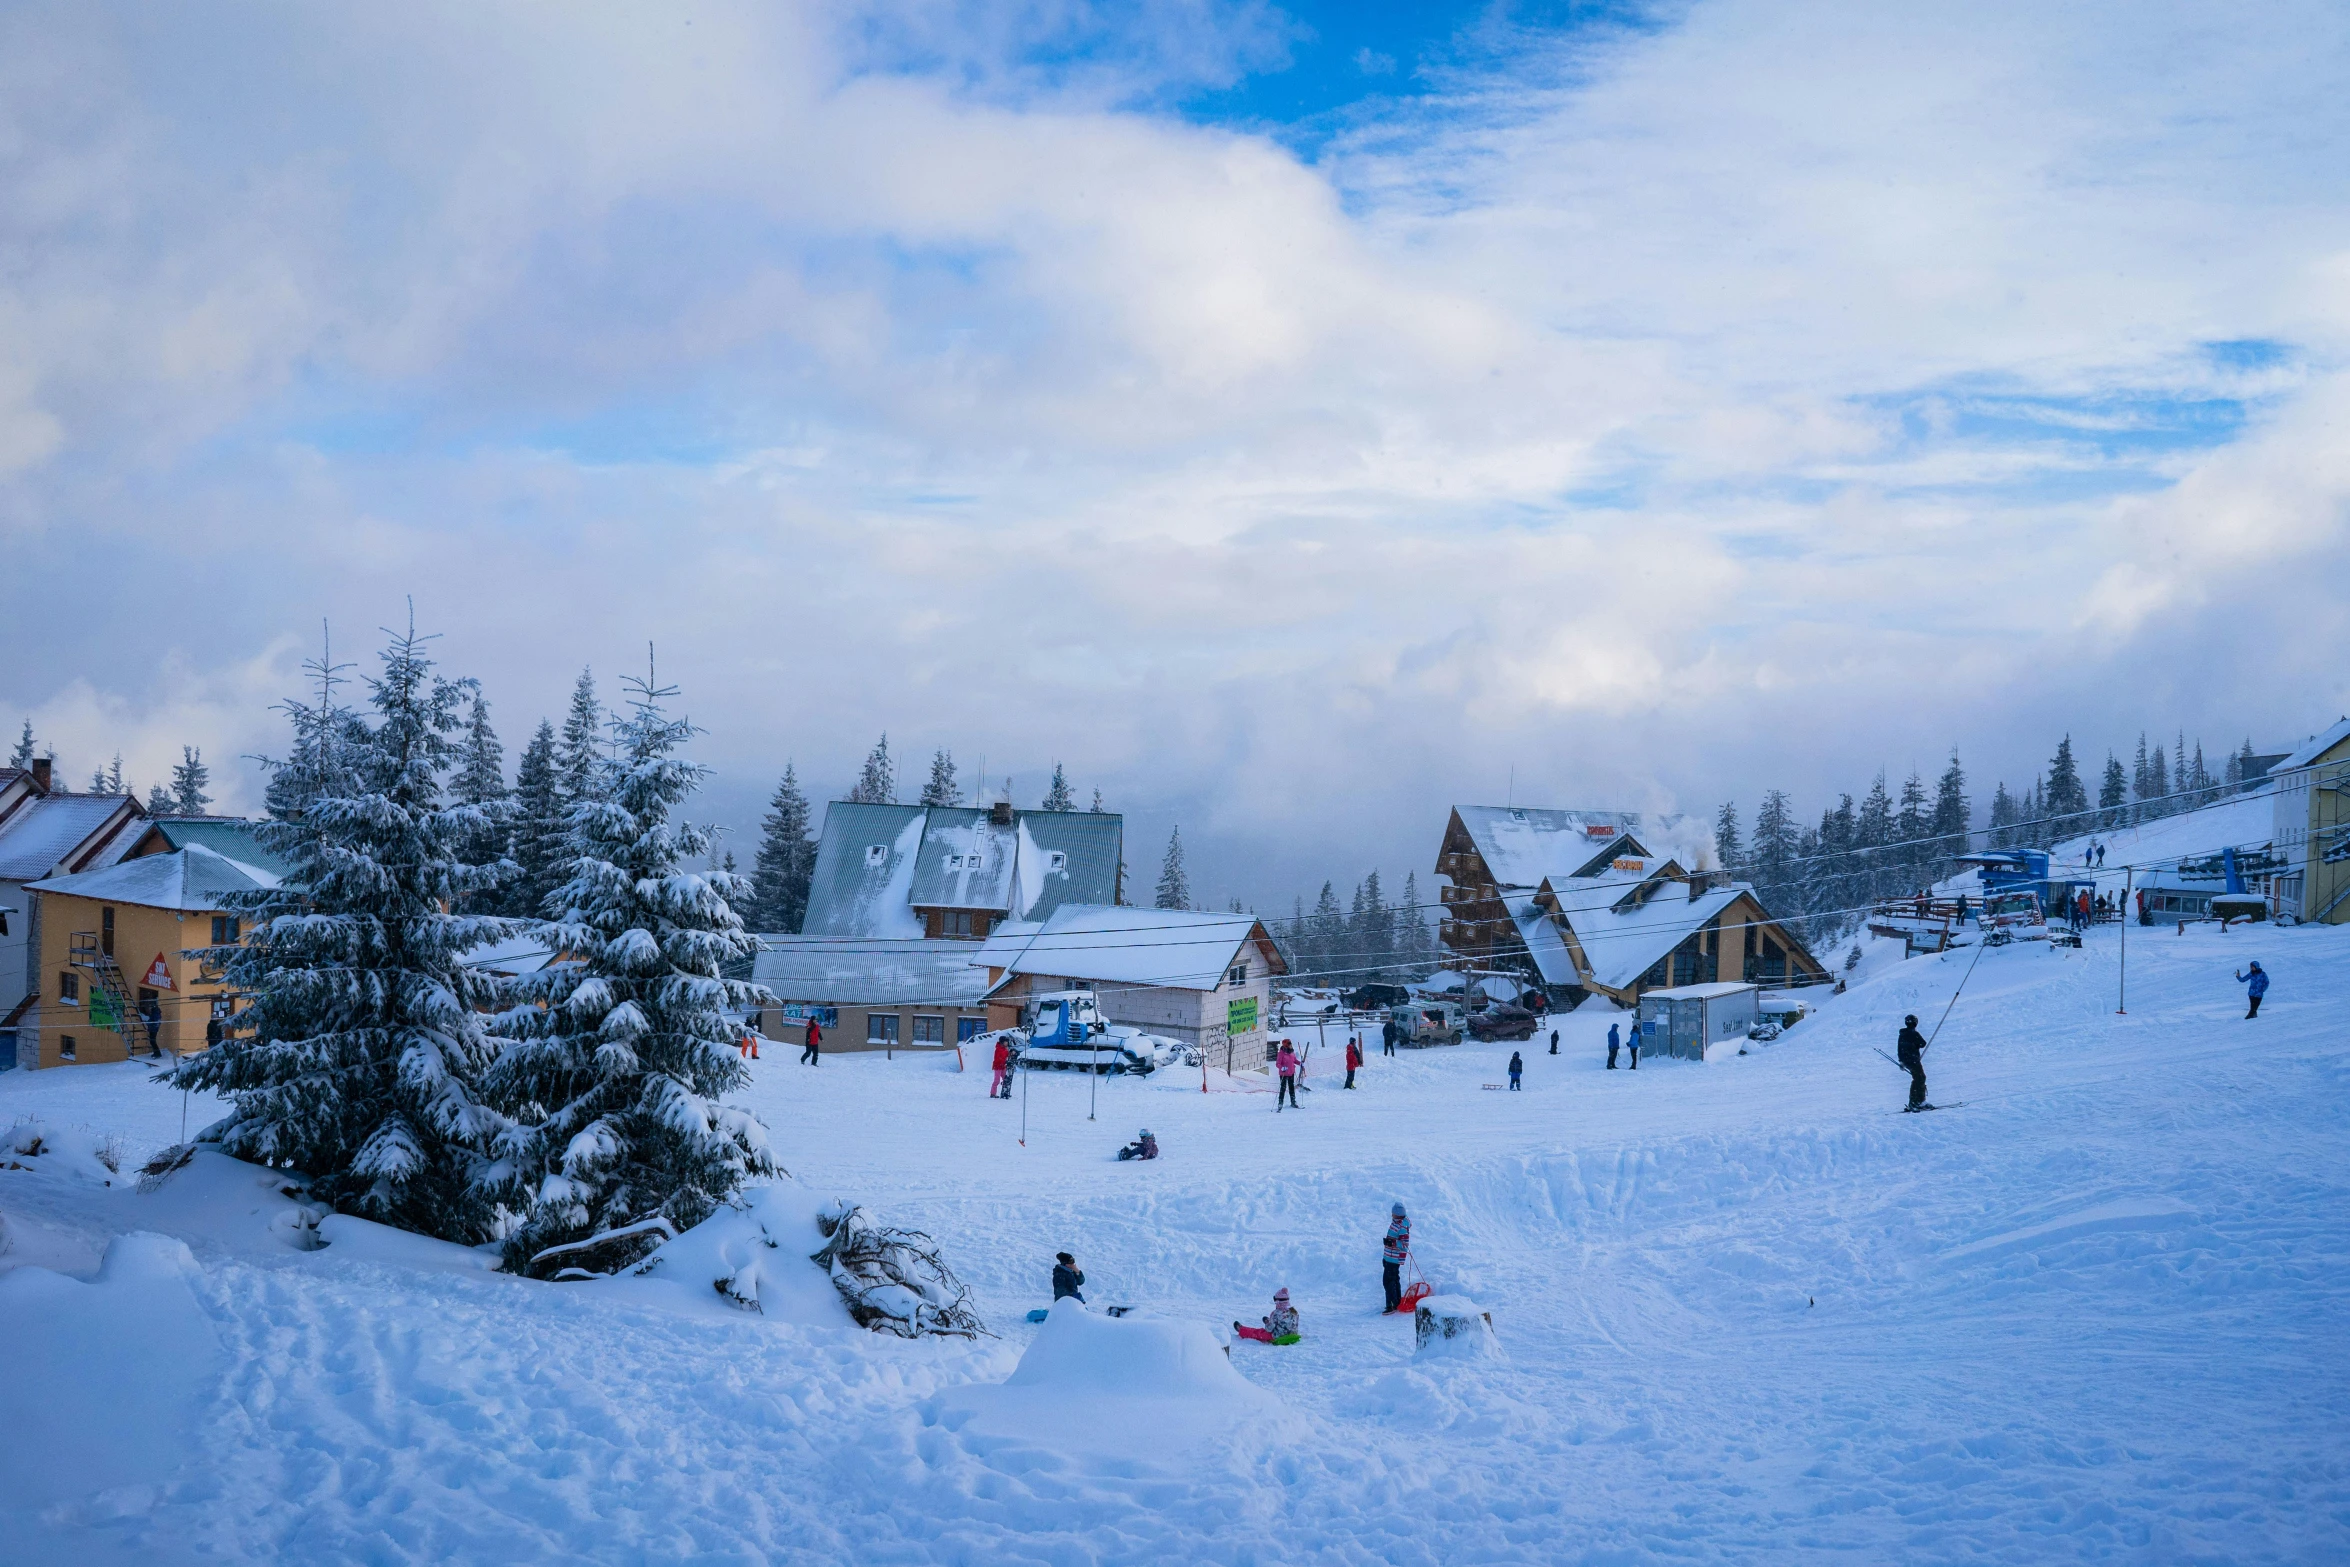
left=145, top=953, right=174, bottom=990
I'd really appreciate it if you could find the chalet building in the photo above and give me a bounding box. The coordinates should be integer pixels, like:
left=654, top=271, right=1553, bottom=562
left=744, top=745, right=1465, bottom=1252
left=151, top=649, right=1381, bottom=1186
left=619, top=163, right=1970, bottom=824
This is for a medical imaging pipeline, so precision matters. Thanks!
left=974, top=906, right=1286, bottom=1071
left=0, top=760, right=148, bottom=1048
left=2270, top=716, right=2350, bottom=924
left=752, top=937, right=995, bottom=1054
left=797, top=800, right=1123, bottom=941
left=1434, top=803, right=1821, bottom=1006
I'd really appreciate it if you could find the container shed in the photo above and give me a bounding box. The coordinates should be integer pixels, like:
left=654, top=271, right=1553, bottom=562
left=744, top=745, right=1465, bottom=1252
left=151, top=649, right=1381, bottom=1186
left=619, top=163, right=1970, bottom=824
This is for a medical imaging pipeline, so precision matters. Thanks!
left=1636, top=982, right=1759, bottom=1064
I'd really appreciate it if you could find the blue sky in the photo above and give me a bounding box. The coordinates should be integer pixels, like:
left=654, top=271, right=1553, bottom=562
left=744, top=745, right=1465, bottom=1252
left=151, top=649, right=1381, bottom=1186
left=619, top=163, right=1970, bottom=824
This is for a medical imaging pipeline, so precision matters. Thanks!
left=2, top=0, right=2347, bottom=904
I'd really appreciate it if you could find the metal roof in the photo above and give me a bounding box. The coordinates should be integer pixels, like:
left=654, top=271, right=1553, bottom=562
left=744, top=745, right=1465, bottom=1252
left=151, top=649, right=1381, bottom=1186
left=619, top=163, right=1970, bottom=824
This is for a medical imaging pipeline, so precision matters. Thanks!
left=1452, top=806, right=1668, bottom=889
left=980, top=905, right=1281, bottom=991
left=800, top=802, right=1124, bottom=937
left=138, top=817, right=298, bottom=879
left=0, top=794, right=143, bottom=882
left=752, top=936, right=993, bottom=1006
left=28, top=843, right=279, bottom=911
left=2274, top=717, right=2350, bottom=776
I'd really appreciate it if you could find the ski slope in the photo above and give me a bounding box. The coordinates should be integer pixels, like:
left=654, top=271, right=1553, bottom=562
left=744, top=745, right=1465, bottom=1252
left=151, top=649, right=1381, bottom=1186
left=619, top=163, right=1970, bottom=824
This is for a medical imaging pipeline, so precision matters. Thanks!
left=3, top=916, right=2346, bottom=1563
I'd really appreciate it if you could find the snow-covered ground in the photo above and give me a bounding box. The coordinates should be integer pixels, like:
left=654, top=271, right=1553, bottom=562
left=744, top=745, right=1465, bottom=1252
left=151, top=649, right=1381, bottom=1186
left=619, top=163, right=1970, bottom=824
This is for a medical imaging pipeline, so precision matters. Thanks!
left=5, top=915, right=2347, bottom=1563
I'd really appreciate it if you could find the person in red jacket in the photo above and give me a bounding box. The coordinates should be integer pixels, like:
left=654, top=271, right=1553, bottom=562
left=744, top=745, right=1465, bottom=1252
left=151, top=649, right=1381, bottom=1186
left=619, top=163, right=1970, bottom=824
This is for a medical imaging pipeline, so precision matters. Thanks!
left=801, top=1015, right=822, bottom=1066
left=990, top=1034, right=1014, bottom=1098
left=1344, top=1035, right=1363, bottom=1089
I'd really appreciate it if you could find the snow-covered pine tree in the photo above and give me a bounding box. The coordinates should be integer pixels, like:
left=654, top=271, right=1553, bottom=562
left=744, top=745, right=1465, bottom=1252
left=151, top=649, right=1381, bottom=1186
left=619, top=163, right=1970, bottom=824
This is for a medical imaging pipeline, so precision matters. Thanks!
left=1154, top=827, right=1191, bottom=910
left=1894, top=772, right=1928, bottom=885
left=2132, top=733, right=2152, bottom=823
left=2146, top=743, right=2169, bottom=819
left=557, top=668, right=604, bottom=806
left=919, top=748, right=958, bottom=806
left=1856, top=774, right=1895, bottom=903
left=7, top=720, right=32, bottom=769
left=169, top=622, right=516, bottom=1243
left=451, top=694, right=511, bottom=906
left=171, top=746, right=213, bottom=814
left=1309, top=880, right=1343, bottom=976
left=262, top=634, right=365, bottom=824
left=508, top=721, right=566, bottom=917
left=2045, top=736, right=2088, bottom=841
left=848, top=735, right=895, bottom=804
left=1931, top=751, right=1969, bottom=862
left=488, top=668, right=777, bottom=1278
left=1714, top=801, right=1742, bottom=875
left=1089, top=788, right=1106, bottom=813
left=147, top=782, right=174, bottom=814
left=2188, top=740, right=2213, bottom=807
left=88, top=764, right=108, bottom=792
left=1750, top=789, right=1799, bottom=913
left=1399, top=870, right=1434, bottom=971
left=2099, top=754, right=2128, bottom=830
left=1041, top=764, right=1074, bottom=812
left=105, top=755, right=125, bottom=795
left=748, top=763, right=816, bottom=933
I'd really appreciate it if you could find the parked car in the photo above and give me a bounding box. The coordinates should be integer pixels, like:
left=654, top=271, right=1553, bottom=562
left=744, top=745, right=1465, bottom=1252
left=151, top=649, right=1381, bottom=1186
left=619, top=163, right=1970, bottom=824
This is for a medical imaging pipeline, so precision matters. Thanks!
left=1346, top=982, right=1411, bottom=1013
left=1388, top=1000, right=1466, bottom=1047
left=1467, top=1003, right=1539, bottom=1043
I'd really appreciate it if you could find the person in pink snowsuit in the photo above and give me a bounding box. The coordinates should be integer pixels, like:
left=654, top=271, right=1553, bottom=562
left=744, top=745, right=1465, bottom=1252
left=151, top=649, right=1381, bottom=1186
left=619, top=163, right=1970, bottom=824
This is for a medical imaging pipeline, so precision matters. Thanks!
left=1275, top=1040, right=1301, bottom=1111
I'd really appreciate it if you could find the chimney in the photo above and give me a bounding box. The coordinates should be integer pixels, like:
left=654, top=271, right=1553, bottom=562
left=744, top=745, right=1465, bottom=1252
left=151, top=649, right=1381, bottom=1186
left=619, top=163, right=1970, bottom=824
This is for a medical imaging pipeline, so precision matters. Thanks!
left=991, top=800, right=1015, bottom=828
left=1689, top=871, right=1714, bottom=899
left=29, top=757, right=51, bottom=793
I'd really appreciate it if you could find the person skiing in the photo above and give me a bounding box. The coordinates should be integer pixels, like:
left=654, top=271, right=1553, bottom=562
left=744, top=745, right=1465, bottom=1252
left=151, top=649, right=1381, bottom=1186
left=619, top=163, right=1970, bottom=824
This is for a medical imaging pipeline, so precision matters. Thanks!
left=1344, top=1035, right=1363, bottom=1089
left=2236, top=961, right=2268, bottom=1019
left=1052, top=1251, right=1086, bottom=1303
left=1897, top=1013, right=1930, bottom=1112
left=1607, top=1021, right=1621, bottom=1070
left=1549, top=1027, right=1559, bottom=1056
left=1382, top=1203, right=1411, bottom=1314
left=1275, top=1039, right=1301, bottom=1110
left=990, top=1034, right=1014, bottom=1098
left=1507, top=1049, right=1523, bottom=1090
left=1117, top=1128, right=1159, bottom=1161
left=1235, top=1288, right=1300, bottom=1344
left=801, top=1015, right=822, bottom=1066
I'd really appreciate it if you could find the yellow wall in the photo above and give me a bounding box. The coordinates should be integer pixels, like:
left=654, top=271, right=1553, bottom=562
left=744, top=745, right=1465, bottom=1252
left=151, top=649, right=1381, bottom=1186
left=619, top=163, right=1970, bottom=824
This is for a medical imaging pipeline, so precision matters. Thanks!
left=28, top=889, right=228, bottom=1068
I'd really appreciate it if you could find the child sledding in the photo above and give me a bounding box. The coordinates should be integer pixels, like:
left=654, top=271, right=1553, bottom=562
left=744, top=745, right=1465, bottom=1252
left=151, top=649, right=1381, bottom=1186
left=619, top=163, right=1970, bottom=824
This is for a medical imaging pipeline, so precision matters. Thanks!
left=1233, top=1288, right=1300, bottom=1345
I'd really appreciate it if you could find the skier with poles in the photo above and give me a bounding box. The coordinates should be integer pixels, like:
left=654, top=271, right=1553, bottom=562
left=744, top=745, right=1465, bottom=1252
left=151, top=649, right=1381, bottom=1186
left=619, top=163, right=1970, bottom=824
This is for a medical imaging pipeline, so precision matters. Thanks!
left=1275, top=1039, right=1301, bottom=1110
left=1897, top=1014, right=1931, bottom=1112
left=1382, top=1203, right=1411, bottom=1314
left=2237, top=961, right=2268, bottom=1019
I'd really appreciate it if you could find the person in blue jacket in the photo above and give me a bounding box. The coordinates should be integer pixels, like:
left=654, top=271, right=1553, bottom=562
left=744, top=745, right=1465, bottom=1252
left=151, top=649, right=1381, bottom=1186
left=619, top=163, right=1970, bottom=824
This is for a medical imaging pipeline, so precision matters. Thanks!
left=1607, top=1022, right=1622, bottom=1070
left=2236, top=961, right=2268, bottom=1019
left=1507, top=1050, right=1523, bottom=1090
left=1052, top=1251, right=1086, bottom=1303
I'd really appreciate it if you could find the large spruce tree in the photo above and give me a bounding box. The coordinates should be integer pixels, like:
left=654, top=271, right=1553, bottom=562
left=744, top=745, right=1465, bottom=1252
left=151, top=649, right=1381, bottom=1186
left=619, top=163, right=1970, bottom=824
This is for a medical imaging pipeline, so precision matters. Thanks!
left=747, top=763, right=816, bottom=933
left=488, top=669, right=776, bottom=1278
left=507, top=720, right=566, bottom=916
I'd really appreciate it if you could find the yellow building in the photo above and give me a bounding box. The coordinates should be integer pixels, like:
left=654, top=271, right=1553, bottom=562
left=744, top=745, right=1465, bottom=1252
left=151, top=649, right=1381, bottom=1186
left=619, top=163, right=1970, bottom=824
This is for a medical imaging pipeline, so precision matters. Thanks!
left=2271, top=717, right=2350, bottom=924
left=21, top=844, right=277, bottom=1068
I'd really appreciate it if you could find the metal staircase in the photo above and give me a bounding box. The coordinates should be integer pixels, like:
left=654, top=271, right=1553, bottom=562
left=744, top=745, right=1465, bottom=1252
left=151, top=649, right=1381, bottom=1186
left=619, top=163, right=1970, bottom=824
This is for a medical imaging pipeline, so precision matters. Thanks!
left=68, top=931, right=147, bottom=1053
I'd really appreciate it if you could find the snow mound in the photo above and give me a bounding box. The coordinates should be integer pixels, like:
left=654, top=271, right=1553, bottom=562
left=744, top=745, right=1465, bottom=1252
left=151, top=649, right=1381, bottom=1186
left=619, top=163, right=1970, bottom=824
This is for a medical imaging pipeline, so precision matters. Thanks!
left=3, top=1114, right=128, bottom=1185
left=1414, top=1294, right=1502, bottom=1360
left=930, top=1299, right=1298, bottom=1464
left=616, top=1179, right=852, bottom=1326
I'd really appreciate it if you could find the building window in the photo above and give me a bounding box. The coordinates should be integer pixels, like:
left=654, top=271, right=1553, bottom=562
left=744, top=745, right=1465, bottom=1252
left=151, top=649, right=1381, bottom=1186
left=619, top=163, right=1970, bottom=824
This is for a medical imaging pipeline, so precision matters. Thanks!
left=1048, top=851, right=1067, bottom=873
left=59, top=1034, right=77, bottom=1061
left=867, top=1012, right=900, bottom=1045
left=946, top=911, right=973, bottom=937
left=913, top=1015, right=945, bottom=1044
left=59, top=972, right=80, bottom=1004
left=1226, top=962, right=1247, bottom=988
left=957, top=1017, right=981, bottom=1043
left=211, top=915, right=242, bottom=946
left=101, top=906, right=115, bottom=957
left=866, top=845, right=888, bottom=867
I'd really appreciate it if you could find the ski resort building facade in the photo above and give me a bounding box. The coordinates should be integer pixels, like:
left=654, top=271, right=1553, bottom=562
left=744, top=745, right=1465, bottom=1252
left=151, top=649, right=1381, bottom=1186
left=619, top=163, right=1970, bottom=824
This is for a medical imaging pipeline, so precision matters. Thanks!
left=2270, top=717, right=2350, bottom=925
left=1434, top=805, right=1824, bottom=1007
left=0, top=761, right=149, bottom=1060
left=751, top=937, right=996, bottom=1054
left=798, top=800, right=1123, bottom=942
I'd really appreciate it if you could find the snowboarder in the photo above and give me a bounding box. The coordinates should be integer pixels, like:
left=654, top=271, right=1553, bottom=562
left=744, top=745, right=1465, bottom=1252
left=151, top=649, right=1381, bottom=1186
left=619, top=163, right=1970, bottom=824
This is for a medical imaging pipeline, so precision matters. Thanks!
left=990, top=1034, right=1014, bottom=1098
left=1897, top=1013, right=1930, bottom=1111
left=1344, top=1035, right=1362, bottom=1089
left=1607, top=1021, right=1621, bottom=1069
left=1549, top=1027, right=1559, bottom=1056
left=2237, top=962, right=2268, bottom=1019
left=1507, top=1050, right=1523, bottom=1090
left=1382, top=1016, right=1399, bottom=1057
left=1052, top=1251, right=1086, bottom=1303
left=1382, top=1204, right=1411, bottom=1314
left=1117, top=1128, right=1159, bottom=1161
left=1276, top=1039, right=1301, bottom=1110
left=801, top=1015, right=822, bottom=1065
left=1234, top=1288, right=1300, bottom=1344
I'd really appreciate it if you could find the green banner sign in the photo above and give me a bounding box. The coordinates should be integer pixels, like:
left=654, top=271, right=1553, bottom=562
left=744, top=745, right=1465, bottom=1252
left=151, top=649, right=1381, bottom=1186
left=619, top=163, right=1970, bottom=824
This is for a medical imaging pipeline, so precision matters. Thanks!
left=1227, top=996, right=1258, bottom=1035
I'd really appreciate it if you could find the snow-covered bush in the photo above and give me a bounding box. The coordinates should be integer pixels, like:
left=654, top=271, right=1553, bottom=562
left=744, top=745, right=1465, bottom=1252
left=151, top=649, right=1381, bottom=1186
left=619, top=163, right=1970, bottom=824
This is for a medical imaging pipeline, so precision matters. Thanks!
left=488, top=669, right=777, bottom=1278
left=168, top=623, right=519, bottom=1244
left=809, top=1201, right=985, bottom=1338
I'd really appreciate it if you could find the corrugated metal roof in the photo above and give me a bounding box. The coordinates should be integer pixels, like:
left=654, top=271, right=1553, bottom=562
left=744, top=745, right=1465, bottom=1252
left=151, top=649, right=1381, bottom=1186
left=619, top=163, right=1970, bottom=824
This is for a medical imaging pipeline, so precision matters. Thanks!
left=800, top=803, right=1124, bottom=937
left=800, top=804, right=929, bottom=938
left=908, top=808, right=1019, bottom=911
left=142, top=818, right=298, bottom=878
left=2274, top=717, right=2350, bottom=775
left=0, top=795, right=142, bottom=881
left=983, top=905, right=1272, bottom=991
left=1016, top=812, right=1123, bottom=920
left=752, top=937, right=992, bottom=1005
left=28, top=843, right=279, bottom=911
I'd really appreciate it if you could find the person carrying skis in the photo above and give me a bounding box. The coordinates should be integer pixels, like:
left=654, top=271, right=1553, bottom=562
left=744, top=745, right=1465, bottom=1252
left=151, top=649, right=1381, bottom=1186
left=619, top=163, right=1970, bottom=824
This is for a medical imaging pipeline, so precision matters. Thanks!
left=1053, top=1251, right=1086, bottom=1303
left=990, top=1034, right=1014, bottom=1098
left=1507, top=1050, right=1524, bottom=1090
left=1116, top=1128, right=1158, bottom=1161
left=1382, top=1204, right=1411, bottom=1314
left=1897, top=1013, right=1930, bottom=1112
left=2237, top=961, right=2268, bottom=1019
left=1607, top=1021, right=1621, bottom=1070
left=801, top=1015, right=822, bottom=1066
left=1235, top=1288, right=1300, bottom=1344
left=1276, top=1039, right=1301, bottom=1110
left=1344, top=1035, right=1363, bottom=1089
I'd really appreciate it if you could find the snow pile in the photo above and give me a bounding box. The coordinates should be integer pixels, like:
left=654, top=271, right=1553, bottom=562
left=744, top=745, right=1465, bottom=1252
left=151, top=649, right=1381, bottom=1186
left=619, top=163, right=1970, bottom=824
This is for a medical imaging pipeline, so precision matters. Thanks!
left=931, top=1299, right=1296, bottom=1464
left=2, top=1115, right=127, bottom=1185
left=0, top=1232, right=224, bottom=1520
left=1413, top=1294, right=1501, bottom=1360
left=619, top=1178, right=850, bottom=1325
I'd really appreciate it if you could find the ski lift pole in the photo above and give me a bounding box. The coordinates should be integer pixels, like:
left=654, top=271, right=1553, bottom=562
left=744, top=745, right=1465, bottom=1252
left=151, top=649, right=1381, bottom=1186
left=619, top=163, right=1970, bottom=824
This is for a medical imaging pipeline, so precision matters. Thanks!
left=1088, top=1024, right=1098, bottom=1122
left=2118, top=867, right=2130, bottom=1015
left=1020, top=1048, right=1029, bottom=1147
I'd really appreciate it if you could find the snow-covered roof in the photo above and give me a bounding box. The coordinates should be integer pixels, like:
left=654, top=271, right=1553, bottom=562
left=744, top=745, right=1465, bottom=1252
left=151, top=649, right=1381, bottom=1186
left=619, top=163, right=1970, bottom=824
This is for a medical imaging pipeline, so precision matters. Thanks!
left=1451, top=806, right=1649, bottom=888
left=28, top=843, right=278, bottom=911
left=980, top=905, right=1283, bottom=992
left=1509, top=898, right=1579, bottom=988
left=2273, top=716, right=2350, bottom=775
left=1644, top=981, right=1757, bottom=1001
left=753, top=937, right=994, bottom=1006
left=459, top=933, right=564, bottom=976
left=135, top=817, right=296, bottom=879
left=801, top=803, right=1123, bottom=937
left=0, top=793, right=142, bottom=882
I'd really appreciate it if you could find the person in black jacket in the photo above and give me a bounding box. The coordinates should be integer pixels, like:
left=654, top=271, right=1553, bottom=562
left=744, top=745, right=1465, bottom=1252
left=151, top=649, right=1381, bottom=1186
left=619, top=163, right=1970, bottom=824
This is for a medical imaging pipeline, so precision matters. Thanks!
left=1897, top=1014, right=1930, bottom=1112
left=1052, top=1251, right=1086, bottom=1303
